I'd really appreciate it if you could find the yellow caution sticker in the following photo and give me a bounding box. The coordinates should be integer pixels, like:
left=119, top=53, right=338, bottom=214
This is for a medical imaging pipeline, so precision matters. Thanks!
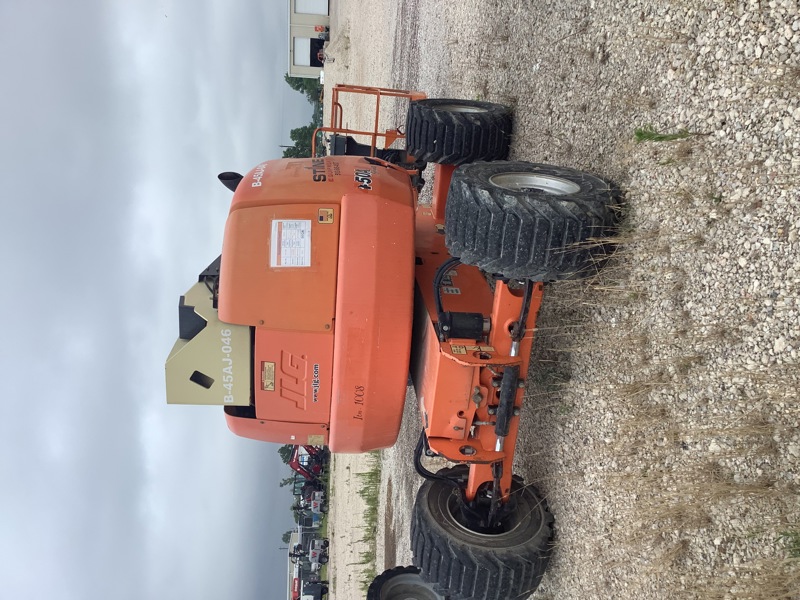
left=261, top=361, right=276, bottom=391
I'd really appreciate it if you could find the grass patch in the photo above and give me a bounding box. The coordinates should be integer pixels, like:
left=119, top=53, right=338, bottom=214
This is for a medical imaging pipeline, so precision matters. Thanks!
left=354, top=451, right=382, bottom=592
left=779, top=530, right=800, bottom=559
left=634, top=125, right=692, bottom=143
left=317, top=513, right=328, bottom=539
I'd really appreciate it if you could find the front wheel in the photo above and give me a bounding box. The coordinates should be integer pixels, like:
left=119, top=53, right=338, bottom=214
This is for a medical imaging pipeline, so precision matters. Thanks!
left=445, top=162, right=620, bottom=281
left=405, top=99, right=512, bottom=166
left=367, top=566, right=446, bottom=600
left=411, top=469, right=554, bottom=600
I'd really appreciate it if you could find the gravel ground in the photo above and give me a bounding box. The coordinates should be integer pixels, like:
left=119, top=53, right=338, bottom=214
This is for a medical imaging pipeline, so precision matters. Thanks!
left=324, top=1, right=800, bottom=598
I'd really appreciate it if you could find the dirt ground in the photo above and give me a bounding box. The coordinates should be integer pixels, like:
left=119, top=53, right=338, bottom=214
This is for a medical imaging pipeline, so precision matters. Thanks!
left=325, top=452, right=376, bottom=599
left=324, top=1, right=800, bottom=599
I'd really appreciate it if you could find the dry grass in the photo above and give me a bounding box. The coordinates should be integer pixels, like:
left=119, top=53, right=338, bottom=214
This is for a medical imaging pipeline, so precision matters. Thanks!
left=527, top=225, right=800, bottom=598
left=515, top=157, right=800, bottom=595
left=688, top=558, right=800, bottom=599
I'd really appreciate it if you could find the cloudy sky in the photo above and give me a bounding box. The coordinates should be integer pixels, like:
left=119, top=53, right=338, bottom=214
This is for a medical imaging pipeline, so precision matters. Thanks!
left=0, top=1, right=313, bottom=598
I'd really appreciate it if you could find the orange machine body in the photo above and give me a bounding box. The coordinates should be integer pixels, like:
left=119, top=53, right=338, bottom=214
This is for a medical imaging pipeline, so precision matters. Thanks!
left=217, top=85, right=545, bottom=502
left=410, top=176, right=543, bottom=499
left=221, top=155, right=416, bottom=452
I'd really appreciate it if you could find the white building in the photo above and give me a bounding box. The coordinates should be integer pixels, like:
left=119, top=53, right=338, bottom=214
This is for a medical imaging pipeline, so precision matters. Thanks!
left=288, top=0, right=330, bottom=78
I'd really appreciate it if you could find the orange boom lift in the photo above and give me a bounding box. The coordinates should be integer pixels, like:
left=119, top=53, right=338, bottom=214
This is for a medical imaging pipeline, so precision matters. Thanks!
left=165, top=84, right=619, bottom=600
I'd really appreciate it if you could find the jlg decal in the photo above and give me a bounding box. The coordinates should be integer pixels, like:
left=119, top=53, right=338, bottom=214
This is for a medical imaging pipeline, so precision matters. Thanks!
left=311, top=363, right=321, bottom=403
left=279, top=351, right=307, bottom=408
left=278, top=352, right=321, bottom=408
left=354, top=168, right=372, bottom=190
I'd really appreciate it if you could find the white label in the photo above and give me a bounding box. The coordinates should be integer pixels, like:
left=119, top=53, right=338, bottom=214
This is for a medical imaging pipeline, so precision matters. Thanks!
left=270, top=220, right=311, bottom=267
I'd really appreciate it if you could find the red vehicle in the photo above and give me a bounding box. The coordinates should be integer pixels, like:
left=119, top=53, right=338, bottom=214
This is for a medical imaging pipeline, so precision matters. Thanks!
left=288, top=445, right=325, bottom=482
left=166, top=85, right=618, bottom=600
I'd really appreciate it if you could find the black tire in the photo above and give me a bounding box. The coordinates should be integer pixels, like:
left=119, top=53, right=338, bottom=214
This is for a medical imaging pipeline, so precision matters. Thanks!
left=406, top=99, right=512, bottom=166
left=367, top=566, right=447, bottom=600
left=319, top=554, right=329, bottom=565
left=445, top=161, right=619, bottom=281
left=411, top=469, right=554, bottom=600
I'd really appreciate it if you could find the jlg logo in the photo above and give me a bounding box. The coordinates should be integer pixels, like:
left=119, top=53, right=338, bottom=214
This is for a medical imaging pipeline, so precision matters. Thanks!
left=280, top=351, right=307, bottom=408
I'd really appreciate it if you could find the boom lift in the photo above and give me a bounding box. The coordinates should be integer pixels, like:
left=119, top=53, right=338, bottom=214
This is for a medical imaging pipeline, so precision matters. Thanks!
left=165, top=84, right=618, bottom=600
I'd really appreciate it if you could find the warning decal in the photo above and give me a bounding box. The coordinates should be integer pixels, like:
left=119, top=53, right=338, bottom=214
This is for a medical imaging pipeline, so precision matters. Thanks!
left=270, top=220, right=311, bottom=267
left=450, top=344, right=495, bottom=355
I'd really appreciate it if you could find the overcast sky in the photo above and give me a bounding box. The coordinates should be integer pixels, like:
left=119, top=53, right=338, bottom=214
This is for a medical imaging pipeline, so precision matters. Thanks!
left=0, top=1, right=313, bottom=598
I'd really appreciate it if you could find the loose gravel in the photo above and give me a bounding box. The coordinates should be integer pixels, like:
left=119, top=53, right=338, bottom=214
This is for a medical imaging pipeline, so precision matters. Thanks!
left=324, top=0, right=799, bottom=598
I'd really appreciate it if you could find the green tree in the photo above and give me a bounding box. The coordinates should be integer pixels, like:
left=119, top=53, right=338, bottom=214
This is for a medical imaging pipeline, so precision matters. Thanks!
left=281, top=530, right=293, bottom=544
left=282, top=124, right=317, bottom=158
left=278, top=444, right=295, bottom=464
left=279, top=476, right=295, bottom=488
left=284, top=74, right=322, bottom=105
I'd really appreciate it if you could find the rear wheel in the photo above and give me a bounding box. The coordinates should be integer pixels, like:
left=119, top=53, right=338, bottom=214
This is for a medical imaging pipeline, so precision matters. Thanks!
left=367, top=566, right=446, bottom=600
left=405, top=99, right=512, bottom=166
left=445, top=162, right=619, bottom=280
left=411, top=469, right=554, bottom=600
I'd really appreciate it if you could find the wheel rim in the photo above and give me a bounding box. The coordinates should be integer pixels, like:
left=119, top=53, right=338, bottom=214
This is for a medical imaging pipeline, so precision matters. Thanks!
left=436, top=103, right=488, bottom=113
left=444, top=487, right=541, bottom=539
left=489, top=172, right=581, bottom=195
left=378, top=572, right=443, bottom=600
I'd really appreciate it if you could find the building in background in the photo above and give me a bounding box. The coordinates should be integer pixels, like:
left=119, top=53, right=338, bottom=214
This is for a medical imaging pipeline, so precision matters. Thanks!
left=288, top=0, right=330, bottom=78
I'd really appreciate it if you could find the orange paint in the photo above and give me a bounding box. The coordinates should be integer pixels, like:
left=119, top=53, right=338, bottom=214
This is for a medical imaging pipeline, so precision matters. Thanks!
left=327, top=190, right=416, bottom=452
left=253, top=329, right=333, bottom=425
left=225, top=412, right=329, bottom=446
left=219, top=203, right=339, bottom=332
left=313, top=84, right=427, bottom=157
left=216, top=155, right=416, bottom=450
left=409, top=197, right=545, bottom=500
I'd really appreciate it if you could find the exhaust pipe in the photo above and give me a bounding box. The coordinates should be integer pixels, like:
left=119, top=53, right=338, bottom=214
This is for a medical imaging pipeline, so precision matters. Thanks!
left=218, top=172, right=243, bottom=192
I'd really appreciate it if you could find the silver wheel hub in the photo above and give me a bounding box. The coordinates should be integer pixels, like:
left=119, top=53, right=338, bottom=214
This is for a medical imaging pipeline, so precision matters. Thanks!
left=437, top=103, right=488, bottom=113
left=379, top=572, right=444, bottom=600
left=489, top=172, right=580, bottom=195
